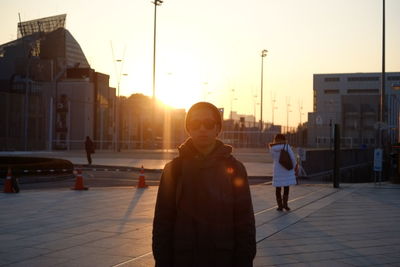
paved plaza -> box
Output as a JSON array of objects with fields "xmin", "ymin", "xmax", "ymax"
[{"xmin": 1, "ymin": 182, "xmax": 400, "ymax": 266}]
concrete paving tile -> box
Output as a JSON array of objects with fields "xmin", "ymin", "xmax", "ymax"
[
  {"xmin": 271, "ymin": 263, "xmax": 310, "ymax": 267},
  {"xmin": 32, "ymin": 236, "xmax": 92, "ymax": 251},
  {"xmin": 6, "ymin": 255, "xmax": 71, "ymax": 267},
  {"xmin": 84, "ymin": 236, "xmax": 133, "ymax": 249},
  {"xmin": 44, "ymin": 245, "xmax": 107, "ymax": 259},
  {"xmin": 257, "ymin": 240, "xmax": 294, "ymax": 248},
  {"xmin": 366, "ymin": 255, "xmax": 400, "ymax": 265},
  {"xmin": 253, "ymin": 255, "xmax": 300, "ymax": 266},
  {"xmin": 299, "ymin": 259, "xmax": 354, "ymax": 267},
  {"xmin": 349, "ymin": 245, "xmax": 396, "ymax": 256},
  {"xmin": 261, "ymin": 236, "xmax": 338, "ymax": 249},
  {"xmin": 100, "ymin": 242, "xmax": 151, "ymax": 258},
  {"xmin": 0, "ymin": 252, "xmax": 14, "ymax": 265},
  {"xmin": 350, "ymin": 239, "xmax": 398, "ymax": 248},
  {"xmin": 338, "ymin": 255, "xmax": 398, "ymax": 266},
  {"xmin": 68, "ymin": 230, "xmax": 117, "ymax": 243},
  {"xmin": 133, "ymin": 237, "xmax": 152, "ymax": 247},
  {"xmin": 10, "ymin": 227, "xmax": 58, "ymax": 236},
  {"xmin": 0, "ymin": 247, "xmax": 53, "ymax": 264},
  {"xmin": 57, "ymin": 253, "xmax": 132, "ymax": 267},
  {"xmin": 364, "ymin": 231, "xmax": 400, "ymax": 240},
  {"xmin": 256, "ymin": 246, "xmax": 303, "ymax": 257},
  {"xmin": 113, "ymin": 254, "xmax": 155, "ymax": 267},
  {"xmin": 122, "ymin": 230, "xmax": 153, "ymax": 240},
  {"xmin": 59, "ymin": 224, "xmax": 104, "ymax": 235},
  {"xmin": 293, "ymin": 243, "xmax": 349, "ymax": 253},
  {"xmin": 15, "ymin": 232, "xmax": 77, "ymax": 245},
  {"xmin": 0, "ymin": 233, "xmax": 25, "ymax": 241},
  {"xmin": 286, "ymin": 251, "xmax": 351, "ymax": 262},
  {"xmin": 98, "ymin": 224, "xmax": 145, "ymax": 234},
  {"xmin": 0, "ymin": 238, "xmax": 47, "ymax": 252},
  {"xmin": 382, "ymin": 252, "xmax": 400, "ymax": 260}
]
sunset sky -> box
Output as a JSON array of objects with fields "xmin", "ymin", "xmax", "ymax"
[{"xmin": 1, "ymin": 0, "xmax": 400, "ymax": 127}]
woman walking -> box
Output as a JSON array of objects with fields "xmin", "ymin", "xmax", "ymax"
[{"xmin": 269, "ymin": 134, "xmax": 297, "ymax": 211}]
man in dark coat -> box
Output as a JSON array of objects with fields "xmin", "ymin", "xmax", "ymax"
[
  {"xmin": 152, "ymin": 102, "xmax": 256, "ymax": 267},
  {"xmin": 84, "ymin": 136, "xmax": 95, "ymax": 165}
]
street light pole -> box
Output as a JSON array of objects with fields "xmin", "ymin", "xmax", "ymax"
[
  {"xmin": 260, "ymin": 49, "xmax": 268, "ymax": 131},
  {"xmin": 271, "ymin": 92, "xmax": 277, "ymax": 125},
  {"xmin": 114, "ymin": 57, "xmax": 127, "ymax": 152},
  {"xmin": 286, "ymin": 99, "xmax": 291, "ymax": 134},
  {"xmin": 253, "ymin": 94, "xmax": 257, "ymax": 127},
  {"xmin": 375, "ymin": 0, "xmax": 386, "ymax": 181},
  {"xmin": 230, "ymin": 89, "xmax": 235, "ymax": 120},
  {"xmin": 152, "ymin": 0, "xmax": 163, "ymax": 145},
  {"xmin": 379, "ymin": 0, "xmax": 386, "ymax": 149}
]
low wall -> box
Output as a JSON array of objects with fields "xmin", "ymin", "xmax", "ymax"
[{"xmin": 301, "ymin": 148, "xmax": 375, "ymax": 183}]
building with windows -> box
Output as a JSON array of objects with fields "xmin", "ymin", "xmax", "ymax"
[
  {"xmin": 0, "ymin": 14, "xmax": 115, "ymax": 150},
  {"xmin": 308, "ymin": 72, "xmax": 400, "ymax": 148}
]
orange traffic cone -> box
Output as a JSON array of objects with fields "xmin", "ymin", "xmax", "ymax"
[
  {"xmin": 72, "ymin": 167, "xmax": 89, "ymax": 190},
  {"xmin": 3, "ymin": 168, "xmax": 14, "ymax": 193},
  {"xmin": 137, "ymin": 165, "xmax": 148, "ymax": 188}
]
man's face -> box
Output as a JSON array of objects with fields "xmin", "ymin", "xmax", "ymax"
[{"xmin": 187, "ymin": 108, "xmax": 219, "ymax": 148}]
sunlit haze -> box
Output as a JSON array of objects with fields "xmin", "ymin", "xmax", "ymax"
[{"xmin": 2, "ymin": 0, "xmax": 400, "ymax": 126}]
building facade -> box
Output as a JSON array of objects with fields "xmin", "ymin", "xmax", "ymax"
[
  {"xmin": 0, "ymin": 14, "xmax": 115, "ymax": 150},
  {"xmin": 308, "ymin": 72, "xmax": 400, "ymax": 148}
]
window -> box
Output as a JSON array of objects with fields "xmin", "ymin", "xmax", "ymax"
[
  {"xmin": 347, "ymin": 76, "xmax": 379, "ymax": 82},
  {"xmin": 324, "ymin": 89, "xmax": 339, "ymax": 94},
  {"xmin": 347, "ymin": 89, "xmax": 379, "ymax": 94},
  {"xmin": 388, "ymin": 76, "xmax": 400, "ymax": 81},
  {"xmin": 324, "ymin": 77, "xmax": 340, "ymax": 82}
]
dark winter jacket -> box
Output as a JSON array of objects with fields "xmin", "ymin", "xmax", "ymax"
[
  {"xmin": 85, "ymin": 138, "xmax": 95, "ymax": 154},
  {"xmin": 152, "ymin": 138, "xmax": 256, "ymax": 267}
]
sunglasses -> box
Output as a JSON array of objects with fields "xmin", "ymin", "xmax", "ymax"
[{"xmin": 188, "ymin": 119, "xmax": 217, "ymax": 130}]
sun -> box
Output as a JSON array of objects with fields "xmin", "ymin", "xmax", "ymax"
[{"xmin": 156, "ymin": 69, "xmax": 204, "ymax": 110}]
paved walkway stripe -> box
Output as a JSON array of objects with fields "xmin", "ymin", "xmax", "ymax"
[{"xmin": 112, "ymin": 252, "xmax": 153, "ymax": 267}]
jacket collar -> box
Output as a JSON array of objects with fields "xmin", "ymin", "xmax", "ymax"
[
  {"xmin": 269, "ymin": 141, "xmax": 286, "ymax": 147},
  {"xmin": 178, "ymin": 138, "xmax": 232, "ymax": 160}
]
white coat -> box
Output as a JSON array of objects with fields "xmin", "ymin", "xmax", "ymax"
[{"xmin": 270, "ymin": 143, "xmax": 297, "ymax": 187}]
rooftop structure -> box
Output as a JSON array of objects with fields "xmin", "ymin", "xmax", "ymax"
[{"xmin": 17, "ymin": 14, "xmax": 66, "ymax": 38}]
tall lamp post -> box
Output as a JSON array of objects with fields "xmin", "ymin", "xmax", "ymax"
[
  {"xmin": 260, "ymin": 49, "xmax": 268, "ymax": 131},
  {"xmin": 271, "ymin": 92, "xmax": 277, "ymax": 126},
  {"xmin": 114, "ymin": 57, "xmax": 127, "ymax": 152},
  {"xmin": 151, "ymin": 0, "xmax": 163, "ymax": 145},
  {"xmin": 286, "ymin": 97, "xmax": 291, "ymax": 134},
  {"xmin": 253, "ymin": 94, "xmax": 257, "ymax": 127},
  {"xmin": 230, "ymin": 89, "xmax": 235, "ymax": 120},
  {"xmin": 374, "ymin": 0, "xmax": 386, "ymax": 182},
  {"xmin": 379, "ymin": 0, "xmax": 386, "ymax": 150}
]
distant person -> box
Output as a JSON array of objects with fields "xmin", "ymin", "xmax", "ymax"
[
  {"xmin": 269, "ymin": 134, "xmax": 297, "ymax": 211},
  {"xmin": 153, "ymin": 102, "xmax": 256, "ymax": 267},
  {"xmin": 84, "ymin": 136, "xmax": 95, "ymax": 165}
]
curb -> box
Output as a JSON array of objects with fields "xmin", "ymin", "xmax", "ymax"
[
  {"xmin": 0, "ymin": 173, "xmax": 74, "ymax": 185},
  {"xmin": 76, "ymin": 164, "xmax": 272, "ymax": 180},
  {"xmin": 76, "ymin": 164, "xmax": 162, "ymax": 173}
]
